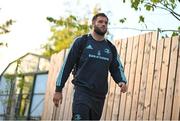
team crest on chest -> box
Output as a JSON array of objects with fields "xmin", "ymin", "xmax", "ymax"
[{"xmin": 104, "ymin": 48, "xmax": 110, "ymax": 54}]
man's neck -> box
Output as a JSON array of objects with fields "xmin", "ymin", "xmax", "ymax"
[{"xmin": 91, "ymin": 31, "xmax": 105, "ymax": 41}]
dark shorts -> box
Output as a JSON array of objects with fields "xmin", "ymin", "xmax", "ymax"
[{"xmin": 72, "ymin": 88, "xmax": 105, "ymax": 120}]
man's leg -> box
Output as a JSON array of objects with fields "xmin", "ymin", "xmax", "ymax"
[
  {"xmin": 72, "ymin": 89, "xmax": 91, "ymax": 120},
  {"xmin": 89, "ymin": 109, "xmax": 102, "ymax": 120},
  {"xmin": 89, "ymin": 97, "xmax": 105, "ymax": 120},
  {"xmin": 72, "ymin": 103, "xmax": 90, "ymax": 120}
]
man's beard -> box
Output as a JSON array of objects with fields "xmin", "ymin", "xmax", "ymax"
[{"xmin": 94, "ymin": 26, "xmax": 107, "ymax": 36}]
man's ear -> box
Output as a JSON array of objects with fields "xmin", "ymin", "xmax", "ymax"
[{"xmin": 92, "ymin": 20, "xmax": 95, "ymax": 26}]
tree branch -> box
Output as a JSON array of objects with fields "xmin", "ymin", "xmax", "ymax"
[
  {"xmin": 159, "ymin": 2, "xmax": 180, "ymax": 17},
  {"xmin": 170, "ymin": 12, "xmax": 180, "ymax": 21},
  {"xmin": 145, "ymin": 2, "xmax": 180, "ymax": 21}
]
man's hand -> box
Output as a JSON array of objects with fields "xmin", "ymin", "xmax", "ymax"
[
  {"xmin": 53, "ymin": 92, "xmax": 63, "ymax": 107},
  {"xmin": 118, "ymin": 82, "xmax": 128, "ymax": 93}
]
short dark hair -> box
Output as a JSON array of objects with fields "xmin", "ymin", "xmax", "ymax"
[{"xmin": 92, "ymin": 13, "xmax": 109, "ymax": 22}]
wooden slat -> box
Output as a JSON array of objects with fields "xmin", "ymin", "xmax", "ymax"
[
  {"xmin": 49, "ymin": 54, "xmax": 58, "ymax": 120},
  {"xmin": 52, "ymin": 53, "xmax": 61, "ymax": 120},
  {"xmin": 130, "ymin": 33, "xmax": 146, "ymax": 120},
  {"xmin": 118, "ymin": 36, "xmax": 133, "ymax": 120},
  {"xmin": 111, "ymin": 40, "xmax": 122, "ymax": 120},
  {"xmin": 42, "ymin": 50, "xmax": 66, "ymax": 120},
  {"xmin": 63, "ymin": 75, "xmax": 74, "ymax": 120},
  {"xmin": 149, "ymin": 38, "xmax": 164, "ymax": 120},
  {"xmin": 54, "ymin": 52, "xmax": 66, "ymax": 120},
  {"xmin": 119, "ymin": 38, "xmax": 127, "ymax": 72},
  {"xmin": 50, "ymin": 53, "xmax": 59, "ymax": 120},
  {"xmin": 53, "ymin": 51, "xmax": 67, "ymax": 120},
  {"xmin": 124, "ymin": 35, "xmax": 139, "ymax": 120},
  {"xmin": 68, "ymin": 84, "xmax": 74, "ymax": 119},
  {"xmin": 42, "ymin": 54, "xmax": 55, "ymax": 120},
  {"xmin": 57, "ymin": 51, "xmax": 71, "ymax": 120},
  {"xmin": 163, "ymin": 36, "xmax": 179, "ymax": 120},
  {"xmin": 171, "ymin": 36, "xmax": 180, "ymax": 120},
  {"xmin": 156, "ymin": 37, "xmax": 171, "ymax": 120},
  {"xmin": 143, "ymin": 32, "xmax": 158, "ymax": 120},
  {"xmin": 136, "ymin": 32, "xmax": 152, "ymax": 120},
  {"xmin": 105, "ymin": 77, "xmax": 116, "ymax": 120},
  {"xmin": 117, "ymin": 38, "xmax": 128, "ymax": 120}
]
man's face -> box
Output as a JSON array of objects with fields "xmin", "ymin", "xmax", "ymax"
[{"xmin": 93, "ymin": 16, "xmax": 108, "ymax": 36}]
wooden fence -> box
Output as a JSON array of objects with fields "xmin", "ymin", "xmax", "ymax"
[{"xmin": 42, "ymin": 32, "xmax": 180, "ymax": 120}]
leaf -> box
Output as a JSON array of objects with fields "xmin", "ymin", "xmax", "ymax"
[
  {"xmin": 178, "ymin": 26, "xmax": 180, "ymax": 31},
  {"xmin": 0, "ymin": 42, "xmax": 8, "ymax": 47},
  {"xmin": 151, "ymin": 0, "xmax": 161, "ymax": 4},
  {"xmin": 69, "ymin": 15, "xmax": 77, "ymax": 21},
  {"xmin": 119, "ymin": 18, "xmax": 127, "ymax": 23},
  {"xmin": 139, "ymin": 15, "xmax": 145, "ymax": 23},
  {"xmin": 46, "ymin": 17, "xmax": 56, "ymax": 23},
  {"xmin": 145, "ymin": 4, "xmax": 153, "ymax": 11},
  {"xmin": 172, "ymin": 32, "xmax": 178, "ymax": 36}
]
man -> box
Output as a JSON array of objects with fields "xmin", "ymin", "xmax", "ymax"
[{"xmin": 53, "ymin": 13, "xmax": 128, "ymax": 120}]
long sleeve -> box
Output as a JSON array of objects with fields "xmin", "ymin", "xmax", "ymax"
[
  {"xmin": 109, "ymin": 46, "xmax": 127, "ymax": 84},
  {"xmin": 55, "ymin": 37, "xmax": 82, "ymax": 92}
]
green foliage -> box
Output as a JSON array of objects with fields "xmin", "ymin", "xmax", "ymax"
[
  {"xmin": 132, "ymin": 0, "xmax": 144, "ymax": 10},
  {"xmin": 42, "ymin": 15, "xmax": 90, "ymax": 57},
  {"xmin": 0, "ymin": 19, "xmax": 15, "ymax": 47},
  {"xmin": 144, "ymin": 4, "xmax": 154, "ymax": 11},
  {"xmin": 3, "ymin": 74, "xmax": 16, "ymax": 81},
  {"xmin": 42, "ymin": 5, "xmax": 102, "ymax": 57},
  {"xmin": 125, "ymin": 0, "xmax": 179, "ymax": 12},
  {"xmin": 127, "ymin": 0, "xmax": 179, "ymax": 20},
  {"xmin": 0, "ymin": 19, "xmax": 14, "ymax": 35},
  {"xmin": 123, "ymin": 0, "xmax": 180, "ymax": 35},
  {"xmin": 0, "ymin": 42, "xmax": 8, "ymax": 47},
  {"xmin": 119, "ymin": 18, "xmax": 127, "ymax": 23},
  {"xmin": 172, "ymin": 26, "xmax": 180, "ymax": 36},
  {"xmin": 139, "ymin": 15, "xmax": 145, "ymax": 23},
  {"xmin": 151, "ymin": 0, "xmax": 161, "ymax": 3}
]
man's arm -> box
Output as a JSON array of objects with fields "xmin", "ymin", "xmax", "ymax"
[
  {"xmin": 109, "ymin": 46, "xmax": 128, "ymax": 93},
  {"xmin": 53, "ymin": 37, "xmax": 82, "ymax": 107},
  {"xmin": 55, "ymin": 37, "xmax": 82, "ymax": 92}
]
